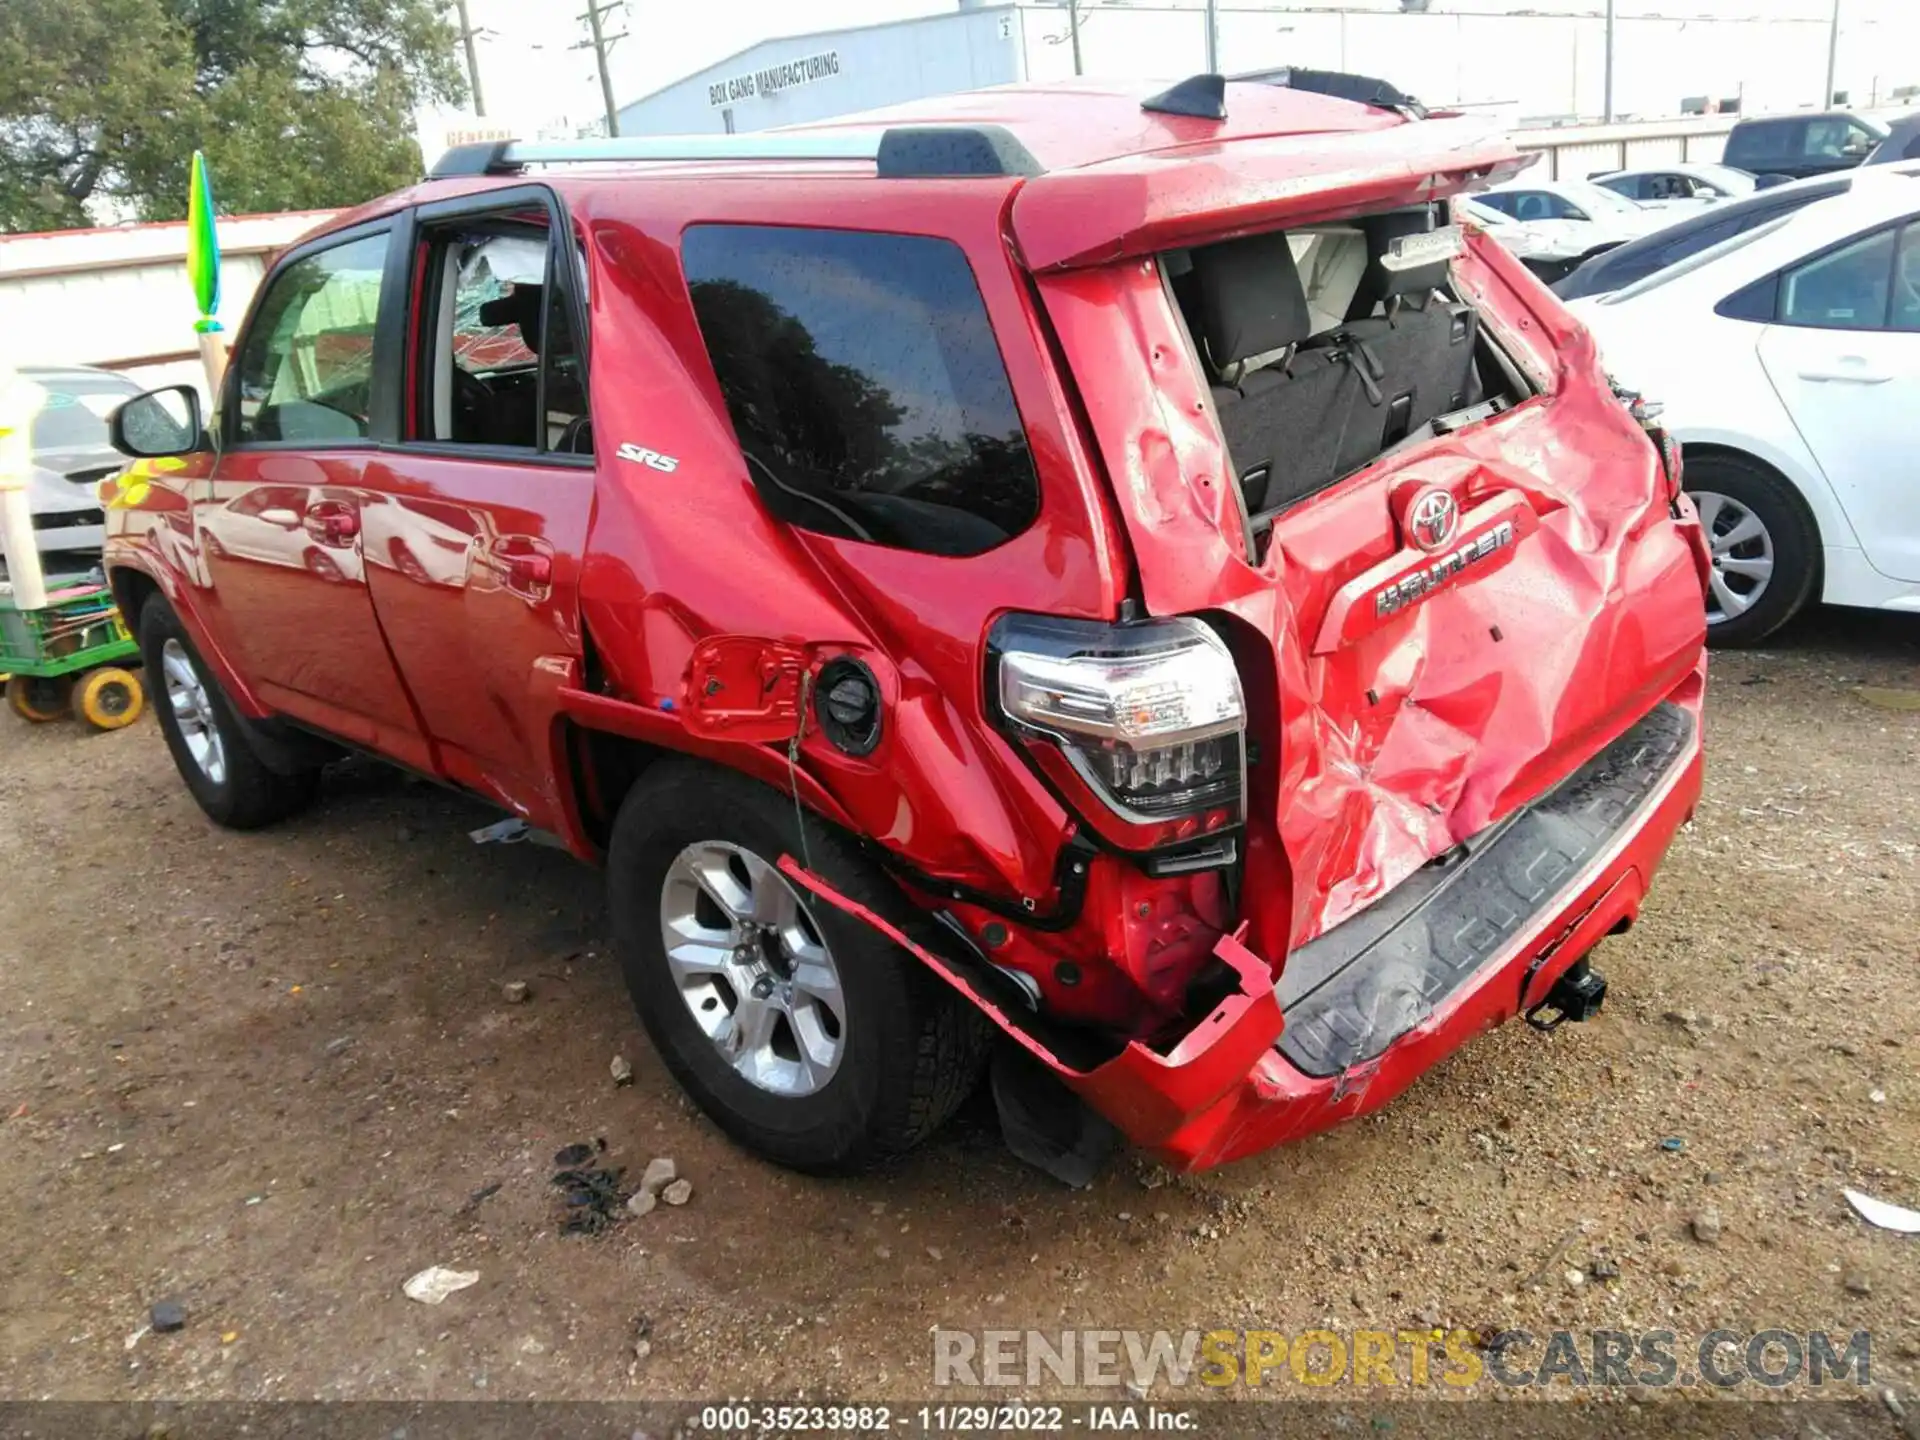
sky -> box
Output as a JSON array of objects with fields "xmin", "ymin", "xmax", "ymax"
[{"xmin": 423, "ymin": 0, "xmax": 1920, "ymax": 148}]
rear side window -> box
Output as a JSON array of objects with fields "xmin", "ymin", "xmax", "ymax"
[
  {"xmin": 682, "ymin": 224, "xmax": 1038, "ymax": 558},
  {"xmin": 1727, "ymin": 121, "xmax": 1793, "ymax": 167}
]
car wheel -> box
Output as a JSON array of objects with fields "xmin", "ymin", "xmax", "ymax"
[
  {"xmin": 138, "ymin": 595, "xmax": 322, "ymax": 828},
  {"xmin": 1685, "ymin": 454, "xmax": 1820, "ymax": 648},
  {"xmin": 607, "ymin": 758, "xmax": 988, "ymax": 1173}
]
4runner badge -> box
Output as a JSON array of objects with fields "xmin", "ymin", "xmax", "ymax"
[
  {"xmin": 617, "ymin": 443, "xmax": 680, "ymax": 473},
  {"xmin": 1310, "ymin": 493, "xmax": 1538, "ymax": 654}
]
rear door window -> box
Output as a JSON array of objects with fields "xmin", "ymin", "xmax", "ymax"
[
  {"xmin": 1779, "ymin": 226, "xmax": 1898, "ymax": 329},
  {"xmin": 411, "ymin": 220, "xmax": 593, "ymax": 456},
  {"xmin": 681, "ymin": 224, "xmax": 1038, "ymax": 558}
]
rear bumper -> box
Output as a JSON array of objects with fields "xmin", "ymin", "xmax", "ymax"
[{"xmin": 1070, "ymin": 666, "xmax": 1705, "ymax": 1171}]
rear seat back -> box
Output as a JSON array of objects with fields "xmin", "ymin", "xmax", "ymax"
[
  {"xmin": 1317, "ymin": 297, "xmax": 1482, "ymax": 478},
  {"xmin": 1184, "ymin": 215, "xmax": 1485, "ymax": 520},
  {"xmin": 1188, "ymin": 233, "xmax": 1352, "ymax": 515},
  {"xmin": 1312, "ymin": 210, "xmax": 1483, "ymax": 481}
]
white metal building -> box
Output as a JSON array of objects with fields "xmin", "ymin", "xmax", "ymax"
[
  {"xmin": 618, "ymin": 6, "xmax": 1026, "ymax": 138},
  {"xmin": 617, "ymin": 1, "xmax": 1920, "ymax": 139},
  {"xmin": 0, "ymin": 211, "xmax": 334, "ymax": 402}
]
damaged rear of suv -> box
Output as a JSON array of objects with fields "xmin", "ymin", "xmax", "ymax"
[{"xmin": 105, "ymin": 72, "xmax": 1709, "ymax": 1180}]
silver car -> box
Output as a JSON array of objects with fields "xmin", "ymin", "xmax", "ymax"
[{"xmin": 1, "ymin": 366, "xmax": 141, "ymax": 583}]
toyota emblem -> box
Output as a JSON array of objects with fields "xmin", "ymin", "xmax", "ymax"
[{"xmin": 1404, "ymin": 487, "xmax": 1460, "ymax": 553}]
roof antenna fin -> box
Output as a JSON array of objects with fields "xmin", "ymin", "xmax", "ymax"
[{"xmin": 1142, "ymin": 74, "xmax": 1227, "ymax": 121}]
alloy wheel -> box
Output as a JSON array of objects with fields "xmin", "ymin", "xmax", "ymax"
[
  {"xmin": 658, "ymin": 840, "xmax": 846, "ymax": 1097},
  {"xmin": 160, "ymin": 639, "xmax": 227, "ymax": 786},
  {"xmin": 1692, "ymin": 488, "xmax": 1775, "ymax": 625}
]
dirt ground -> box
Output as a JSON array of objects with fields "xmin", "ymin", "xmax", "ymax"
[{"xmin": 1, "ymin": 607, "xmax": 1916, "ymax": 1426}]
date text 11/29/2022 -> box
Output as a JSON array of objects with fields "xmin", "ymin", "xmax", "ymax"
[{"xmin": 693, "ymin": 1404, "xmax": 1195, "ymax": 1433}]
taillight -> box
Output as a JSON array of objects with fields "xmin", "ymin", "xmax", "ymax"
[
  {"xmin": 1657, "ymin": 429, "xmax": 1684, "ymax": 501},
  {"xmin": 1617, "ymin": 384, "xmax": 1683, "ymax": 502},
  {"xmin": 990, "ymin": 614, "xmax": 1245, "ymax": 849}
]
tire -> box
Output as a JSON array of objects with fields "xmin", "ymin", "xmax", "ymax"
[
  {"xmin": 607, "ymin": 759, "xmax": 988, "ymax": 1173},
  {"xmin": 1685, "ymin": 453, "xmax": 1820, "ymax": 648},
  {"xmin": 138, "ymin": 594, "xmax": 321, "ymax": 828},
  {"xmin": 72, "ymin": 666, "xmax": 145, "ymax": 731},
  {"xmin": 7, "ymin": 674, "xmax": 71, "ymax": 724}
]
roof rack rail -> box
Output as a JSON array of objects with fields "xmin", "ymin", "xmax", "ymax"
[{"xmin": 427, "ymin": 125, "xmax": 1043, "ymax": 182}]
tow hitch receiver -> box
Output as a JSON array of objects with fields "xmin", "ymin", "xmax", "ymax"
[{"xmin": 1525, "ymin": 958, "xmax": 1609, "ymax": 1032}]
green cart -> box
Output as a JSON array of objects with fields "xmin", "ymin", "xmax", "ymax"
[{"xmin": 0, "ymin": 582, "xmax": 146, "ymax": 730}]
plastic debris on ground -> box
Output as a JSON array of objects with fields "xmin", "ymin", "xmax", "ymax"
[
  {"xmin": 551, "ymin": 1139, "xmax": 628, "ymax": 1235},
  {"xmin": 469, "ymin": 818, "xmax": 532, "ymax": 845},
  {"xmin": 1855, "ymin": 686, "xmax": 1920, "ymax": 713},
  {"xmin": 468, "ymin": 817, "xmax": 569, "ymax": 848},
  {"xmin": 402, "ymin": 1266, "xmax": 480, "ymax": 1305},
  {"xmin": 1843, "ymin": 1188, "xmax": 1920, "ymax": 1234}
]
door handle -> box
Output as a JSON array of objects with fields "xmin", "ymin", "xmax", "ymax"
[
  {"xmin": 303, "ymin": 500, "xmax": 360, "ymax": 544},
  {"xmin": 1797, "ymin": 357, "xmax": 1893, "ymax": 384},
  {"xmin": 489, "ymin": 535, "xmax": 554, "ymax": 593}
]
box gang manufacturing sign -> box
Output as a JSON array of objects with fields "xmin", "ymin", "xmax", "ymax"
[{"xmin": 709, "ymin": 50, "xmax": 842, "ymax": 108}]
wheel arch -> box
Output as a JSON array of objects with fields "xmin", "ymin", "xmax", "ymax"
[{"xmin": 106, "ymin": 557, "xmax": 272, "ymax": 719}]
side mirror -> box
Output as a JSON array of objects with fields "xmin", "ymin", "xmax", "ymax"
[{"xmin": 110, "ymin": 385, "xmax": 207, "ymax": 459}]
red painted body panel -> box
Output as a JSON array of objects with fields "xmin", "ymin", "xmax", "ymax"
[
  {"xmin": 103, "ymin": 80, "xmax": 1710, "ymax": 1171},
  {"xmin": 356, "ymin": 453, "xmax": 595, "ymax": 827}
]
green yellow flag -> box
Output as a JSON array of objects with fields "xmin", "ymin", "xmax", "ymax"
[{"xmin": 187, "ymin": 151, "xmax": 221, "ymax": 334}]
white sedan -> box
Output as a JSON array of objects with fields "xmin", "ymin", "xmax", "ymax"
[
  {"xmin": 1465, "ymin": 178, "xmax": 1675, "ymax": 280},
  {"xmin": 1589, "ymin": 162, "xmax": 1759, "ymax": 213},
  {"xmin": 1569, "ymin": 172, "xmax": 1920, "ymax": 644}
]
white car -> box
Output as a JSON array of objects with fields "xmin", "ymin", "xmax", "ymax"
[
  {"xmin": 1569, "ymin": 173, "xmax": 1920, "ymax": 644},
  {"xmin": 1589, "ymin": 162, "xmax": 1759, "ymax": 213},
  {"xmin": 1465, "ymin": 178, "xmax": 1675, "ymax": 281}
]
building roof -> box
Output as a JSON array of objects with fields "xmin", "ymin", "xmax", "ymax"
[{"xmin": 0, "ymin": 211, "xmax": 337, "ymax": 281}]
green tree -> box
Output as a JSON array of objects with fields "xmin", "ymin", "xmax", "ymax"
[{"xmin": 0, "ymin": 0, "xmax": 464, "ymax": 233}]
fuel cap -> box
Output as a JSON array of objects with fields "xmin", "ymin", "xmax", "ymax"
[{"xmin": 814, "ymin": 657, "xmax": 882, "ymax": 756}]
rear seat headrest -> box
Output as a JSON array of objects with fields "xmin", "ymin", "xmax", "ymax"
[
  {"xmin": 1191, "ymin": 232, "xmax": 1312, "ymax": 373},
  {"xmin": 1347, "ymin": 211, "xmax": 1450, "ymax": 321}
]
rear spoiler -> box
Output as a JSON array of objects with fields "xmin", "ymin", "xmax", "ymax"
[{"xmin": 1233, "ymin": 67, "xmax": 1429, "ymax": 120}]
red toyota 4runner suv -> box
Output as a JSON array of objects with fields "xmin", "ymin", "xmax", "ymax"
[{"xmin": 104, "ymin": 73, "xmax": 1710, "ymax": 1179}]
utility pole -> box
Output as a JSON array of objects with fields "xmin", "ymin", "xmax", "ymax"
[
  {"xmin": 1204, "ymin": 0, "xmax": 1218, "ymax": 73},
  {"xmin": 452, "ymin": 0, "xmax": 486, "ymax": 116},
  {"xmin": 1824, "ymin": 0, "xmax": 1841, "ymax": 106},
  {"xmin": 1068, "ymin": 0, "xmax": 1082, "ymax": 77},
  {"xmin": 1602, "ymin": 0, "xmax": 1616, "ymax": 122},
  {"xmin": 575, "ymin": 0, "xmax": 626, "ymax": 137}
]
